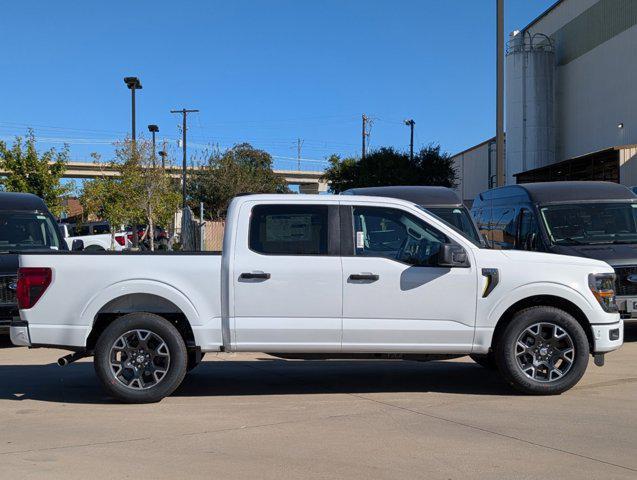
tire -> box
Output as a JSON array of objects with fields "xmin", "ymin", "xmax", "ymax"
[
  {"xmin": 94, "ymin": 312, "xmax": 187, "ymax": 403},
  {"xmin": 187, "ymin": 351, "xmax": 205, "ymax": 372},
  {"xmin": 84, "ymin": 244, "xmax": 106, "ymax": 251},
  {"xmin": 495, "ymin": 306, "xmax": 589, "ymax": 395},
  {"xmin": 470, "ymin": 352, "xmax": 497, "ymax": 370}
]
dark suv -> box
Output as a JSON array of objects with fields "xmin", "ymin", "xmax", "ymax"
[
  {"xmin": 0, "ymin": 193, "xmax": 66, "ymax": 334},
  {"xmin": 342, "ymin": 186, "xmax": 484, "ymax": 246},
  {"xmin": 472, "ymin": 181, "xmax": 637, "ymax": 320}
]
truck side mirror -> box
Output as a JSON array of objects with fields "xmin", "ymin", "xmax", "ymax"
[
  {"xmin": 438, "ymin": 243, "xmax": 470, "ymax": 268},
  {"xmin": 71, "ymin": 239, "xmax": 85, "ymax": 251}
]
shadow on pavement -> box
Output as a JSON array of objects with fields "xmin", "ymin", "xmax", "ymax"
[
  {"xmin": 0, "ymin": 358, "xmax": 512, "ymax": 404},
  {"xmin": 0, "ymin": 323, "xmax": 634, "ymax": 405}
]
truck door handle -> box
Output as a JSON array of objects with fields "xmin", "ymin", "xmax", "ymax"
[
  {"xmin": 349, "ymin": 273, "xmax": 379, "ymax": 281},
  {"xmin": 240, "ymin": 272, "xmax": 271, "ymax": 280}
]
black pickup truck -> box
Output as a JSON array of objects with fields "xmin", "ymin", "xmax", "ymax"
[{"xmin": 0, "ymin": 192, "xmax": 66, "ymax": 334}]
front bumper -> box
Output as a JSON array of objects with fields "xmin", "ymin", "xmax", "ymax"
[
  {"xmin": 591, "ymin": 320, "xmax": 623, "ymax": 353},
  {"xmin": 9, "ymin": 319, "xmax": 31, "ymax": 347}
]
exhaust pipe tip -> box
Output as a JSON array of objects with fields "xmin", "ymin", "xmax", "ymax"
[{"xmin": 57, "ymin": 353, "xmax": 76, "ymax": 367}]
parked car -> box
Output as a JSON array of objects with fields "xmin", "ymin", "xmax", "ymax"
[
  {"xmin": 342, "ymin": 186, "xmax": 484, "ymax": 246},
  {"xmin": 11, "ymin": 194, "xmax": 622, "ymax": 402},
  {"xmin": 59, "ymin": 221, "xmax": 130, "ymax": 251},
  {"xmin": 472, "ymin": 181, "xmax": 637, "ymax": 320},
  {"xmin": 124, "ymin": 225, "xmax": 170, "ymax": 250},
  {"xmin": 0, "ymin": 192, "xmax": 67, "ymax": 334}
]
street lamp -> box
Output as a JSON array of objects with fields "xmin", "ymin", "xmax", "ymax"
[
  {"xmin": 123, "ymin": 77, "xmax": 142, "ymax": 141},
  {"xmin": 148, "ymin": 124, "xmax": 159, "ymax": 164},
  {"xmin": 158, "ymin": 149, "xmax": 168, "ymax": 168}
]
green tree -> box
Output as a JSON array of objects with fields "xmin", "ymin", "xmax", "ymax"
[
  {"xmin": 0, "ymin": 130, "xmax": 72, "ymax": 215},
  {"xmin": 188, "ymin": 143, "xmax": 289, "ymax": 219},
  {"xmin": 323, "ymin": 144, "xmax": 457, "ymax": 193},
  {"xmin": 81, "ymin": 140, "xmax": 181, "ymax": 250}
]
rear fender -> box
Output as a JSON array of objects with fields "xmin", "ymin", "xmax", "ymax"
[{"xmin": 80, "ymin": 279, "xmax": 200, "ymax": 343}]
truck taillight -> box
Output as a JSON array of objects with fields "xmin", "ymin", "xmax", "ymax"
[
  {"xmin": 17, "ymin": 267, "xmax": 52, "ymax": 309},
  {"xmin": 115, "ymin": 235, "xmax": 126, "ymax": 246}
]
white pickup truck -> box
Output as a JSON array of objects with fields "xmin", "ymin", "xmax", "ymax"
[{"xmin": 11, "ymin": 194, "xmax": 624, "ymax": 403}]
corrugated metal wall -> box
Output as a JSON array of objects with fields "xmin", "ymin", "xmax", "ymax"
[{"xmin": 553, "ymin": 0, "xmax": 637, "ymax": 65}]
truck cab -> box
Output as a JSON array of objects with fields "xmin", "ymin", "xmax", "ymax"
[{"xmin": 472, "ymin": 181, "xmax": 637, "ymax": 320}]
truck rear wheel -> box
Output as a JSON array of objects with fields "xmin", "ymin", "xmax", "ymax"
[
  {"xmin": 495, "ymin": 306, "xmax": 589, "ymax": 395},
  {"xmin": 94, "ymin": 312, "xmax": 187, "ymax": 403}
]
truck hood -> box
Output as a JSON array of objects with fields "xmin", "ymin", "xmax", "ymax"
[
  {"xmin": 498, "ymin": 249, "xmax": 610, "ymax": 269},
  {"xmin": 550, "ymin": 244, "xmax": 637, "ymax": 267},
  {"xmin": 0, "ymin": 254, "xmax": 19, "ymax": 276}
]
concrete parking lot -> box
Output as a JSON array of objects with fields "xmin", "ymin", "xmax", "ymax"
[{"xmin": 1, "ymin": 327, "xmax": 636, "ymax": 480}]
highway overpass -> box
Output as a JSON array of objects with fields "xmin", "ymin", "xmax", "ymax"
[{"xmin": 1, "ymin": 161, "xmax": 329, "ymax": 194}]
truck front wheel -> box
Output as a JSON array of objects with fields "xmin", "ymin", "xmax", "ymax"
[
  {"xmin": 495, "ymin": 306, "xmax": 590, "ymax": 395},
  {"xmin": 94, "ymin": 313, "xmax": 187, "ymax": 403}
]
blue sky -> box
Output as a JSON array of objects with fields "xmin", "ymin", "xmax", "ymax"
[{"xmin": 2, "ymin": 0, "xmax": 556, "ymax": 171}]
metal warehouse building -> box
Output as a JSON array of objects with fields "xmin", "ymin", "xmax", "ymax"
[{"xmin": 453, "ymin": 0, "xmax": 637, "ymax": 206}]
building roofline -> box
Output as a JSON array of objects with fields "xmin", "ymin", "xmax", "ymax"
[
  {"xmin": 520, "ymin": 0, "xmax": 565, "ymax": 33},
  {"xmin": 450, "ymin": 136, "xmax": 496, "ymax": 158}
]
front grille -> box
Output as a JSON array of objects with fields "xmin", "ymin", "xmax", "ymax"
[
  {"xmin": 0, "ymin": 275, "xmax": 18, "ymax": 305},
  {"xmin": 614, "ymin": 266, "xmax": 637, "ymax": 296}
]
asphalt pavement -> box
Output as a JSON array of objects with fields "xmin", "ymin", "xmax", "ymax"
[{"xmin": 1, "ymin": 326, "xmax": 636, "ymax": 480}]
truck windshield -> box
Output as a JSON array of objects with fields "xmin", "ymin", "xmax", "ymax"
[
  {"xmin": 0, "ymin": 212, "xmax": 61, "ymax": 252},
  {"xmin": 540, "ymin": 202, "xmax": 637, "ymax": 245},
  {"xmin": 424, "ymin": 206, "xmax": 483, "ymax": 246}
]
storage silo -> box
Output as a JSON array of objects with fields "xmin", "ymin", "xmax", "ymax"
[{"xmin": 506, "ymin": 30, "xmax": 556, "ymax": 185}]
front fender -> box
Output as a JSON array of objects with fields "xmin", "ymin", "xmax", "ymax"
[
  {"xmin": 486, "ymin": 282, "xmax": 596, "ymax": 326},
  {"xmin": 472, "ymin": 282, "xmax": 597, "ymax": 354},
  {"xmin": 80, "ymin": 279, "xmax": 201, "ymax": 343}
]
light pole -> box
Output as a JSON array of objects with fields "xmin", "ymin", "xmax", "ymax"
[
  {"xmin": 404, "ymin": 119, "xmax": 415, "ymax": 161},
  {"xmin": 148, "ymin": 124, "xmax": 159, "ymax": 165},
  {"xmin": 123, "ymin": 77, "xmax": 142, "ymax": 141},
  {"xmin": 158, "ymin": 149, "xmax": 168, "ymax": 168},
  {"xmin": 496, "ymin": 0, "xmax": 505, "ymax": 186}
]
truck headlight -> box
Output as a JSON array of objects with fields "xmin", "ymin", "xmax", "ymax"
[{"xmin": 588, "ymin": 273, "xmax": 618, "ymax": 313}]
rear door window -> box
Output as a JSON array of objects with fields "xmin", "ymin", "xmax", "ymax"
[{"xmin": 249, "ymin": 204, "xmax": 329, "ymax": 255}]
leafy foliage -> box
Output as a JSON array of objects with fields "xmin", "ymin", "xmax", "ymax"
[
  {"xmin": 0, "ymin": 130, "xmax": 72, "ymax": 216},
  {"xmin": 81, "ymin": 140, "xmax": 181, "ymax": 250},
  {"xmin": 188, "ymin": 143, "xmax": 289, "ymax": 219},
  {"xmin": 323, "ymin": 144, "xmax": 457, "ymax": 193}
]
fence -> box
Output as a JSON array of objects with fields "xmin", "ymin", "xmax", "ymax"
[{"xmin": 202, "ymin": 220, "xmax": 225, "ymax": 251}]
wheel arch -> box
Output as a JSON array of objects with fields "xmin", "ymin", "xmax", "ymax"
[
  {"xmin": 489, "ymin": 295, "xmax": 594, "ymax": 353},
  {"xmin": 82, "ymin": 280, "xmax": 200, "ymax": 350}
]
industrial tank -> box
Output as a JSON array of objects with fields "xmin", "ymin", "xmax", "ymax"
[{"xmin": 506, "ymin": 30, "xmax": 556, "ymax": 185}]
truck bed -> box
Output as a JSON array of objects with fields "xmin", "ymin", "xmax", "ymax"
[{"xmin": 19, "ymin": 252, "xmax": 223, "ymax": 351}]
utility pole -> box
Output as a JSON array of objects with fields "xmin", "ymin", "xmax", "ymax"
[
  {"xmin": 296, "ymin": 138, "xmax": 304, "ymax": 170},
  {"xmin": 496, "ymin": 0, "xmax": 505, "ymax": 187},
  {"xmin": 404, "ymin": 119, "xmax": 415, "ymax": 161},
  {"xmin": 362, "ymin": 114, "xmax": 368, "ymax": 160},
  {"xmin": 170, "ymin": 108, "xmax": 199, "ymax": 208}
]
